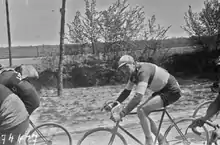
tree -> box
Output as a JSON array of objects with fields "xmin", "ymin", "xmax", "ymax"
[
  {"xmin": 67, "ymin": 0, "xmax": 170, "ymax": 66},
  {"xmin": 5, "ymin": 0, "xmax": 12, "ymax": 67},
  {"xmin": 58, "ymin": 0, "xmax": 67, "ymax": 96},
  {"xmin": 66, "ymin": 11, "xmax": 86, "ymax": 54},
  {"xmin": 182, "ymin": 0, "xmax": 220, "ymax": 50},
  {"xmin": 139, "ymin": 15, "xmax": 171, "ymax": 65},
  {"xmin": 181, "ymin": 0, "xmax": 220, "ymax": 73},
  {"xmin": 98, "ymin": 0, "xmax": 145, "ymax": 59},
  {"xmin": 67, "ymin": 0, "xmax": 101, "ymax": 54}
]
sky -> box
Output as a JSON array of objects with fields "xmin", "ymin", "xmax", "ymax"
[{"xmin": 0, "ymin": 0, "xmax": 205, "ymax": 46}]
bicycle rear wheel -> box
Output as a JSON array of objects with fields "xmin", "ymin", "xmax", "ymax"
[
  {"xmin": 163, "ymin": 118, "xmax": 209, "ymax": 145},
  {"xmin": 25, "ymin": 123, "xmax": 72, "ymax": 145},
  {"xmin": 77, "ymin": 127, "xmax": 127, "ymax": 145}
]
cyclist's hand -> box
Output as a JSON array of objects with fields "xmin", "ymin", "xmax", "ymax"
[
  {"xmin": 102, "ymin": 103, "xmax": 114, "ymax": 112},
  {"xmin": 196, "ymin": 118, "xmax": 205, "ymax": 127},
  {"xmin": 102, "ymin": 101, "xmax": 119, "ymax": 112},
  {"xmin": 111, "ymin": 114, "xmax": 122, "ymax": 122},
  {"xmin": 111, "ymin": 111, "xmax": 123, "ymax": 122},
  {"xmin": 190, "ymin": 117, "xmax": 206, "ymax": 128},
  {"xmin": 111, "ymin": 105, "xmax": 124, "ymax": 122}
]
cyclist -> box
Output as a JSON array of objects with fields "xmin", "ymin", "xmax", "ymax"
[
  {"xmin": 0, "ymin": 83, "xmax": 29, "ymax": 145},
  {"xmin": 104, "ymin": 55, "xmax": 182, "ymax": 145},
  {"xmin": 192, "ymin": 56, "xmax": 220, "ymax": 127},
  {"xmin": 0, "ymin": 64, "xmax": 40, "ymax": 115}
]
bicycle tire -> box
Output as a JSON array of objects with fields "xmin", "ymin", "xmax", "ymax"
[
  {"xmin": 163, "ymin": 118, "xmax": 209, "ymax": 145},
  {"xmin": 192, "ymin": 100, "xmax": 219, "ymax": 121},
  {"xmin": 77, "ymin": 127, "xmax": 128, "ymax": 145},
  {"xmin": 25, "ymin": 123, "xmax": 72, "ymax": 145}
]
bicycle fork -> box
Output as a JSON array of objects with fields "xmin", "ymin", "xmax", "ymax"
[
  {"xmin": 30, "ymin": 121, "xmax": 51, "ymax": 144},
  {"xmin": 108, "ymin": 121, "xmax": 120, "ymax": 145}
]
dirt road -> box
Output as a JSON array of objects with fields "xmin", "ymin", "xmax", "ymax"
[
  {"xmin": 28, "ymin": 79, "xmax": 218, "ymax": 145},
  {"xmin": 70, "ymin": 108, "xmax": 215, "ymax": 145}
]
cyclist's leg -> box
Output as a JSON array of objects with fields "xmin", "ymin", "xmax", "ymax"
[
  {"xmin": 137, "ymin": 95, "xmax": 164, "ymax": 145},
  {"xmin": 16, "ymin": 80, "xmax": 40, "ymax": 115},
  {"xmin": 0, "ymin": 117, "xmax": 29, "ymax": 145},
  {"xmin": 138, "ymin": 92, "xmax": 164, "ymax": 141},
  {"xmin": 153, "ymin": 75, "xmax": 181, "ymax": 144},
  {"xmin": 137, "ymin": 75, "xmax": 181, "ymax": 145}
]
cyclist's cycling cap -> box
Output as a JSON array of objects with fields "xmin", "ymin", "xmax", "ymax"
[{"xmin": 118, "ymin": 55, "xmax": 135, "ymax": 68}]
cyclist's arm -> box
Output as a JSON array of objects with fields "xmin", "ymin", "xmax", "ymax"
[
  {"xmin": 121, "ymin": 73, "xmax": 149, "ymax": 116},
  {"xmin": 9, "ymin": 72, "xmax": 40, "ymax": 115},
  {"xmin": 15, "ymin": 81, "xmax": 40, "ymax": 115},
  {"xmin": 1, "ymin": 71, "xmax": 39, "ymax": 115},
  {"xmin": 202, "ymin": 94, "xmax": 220, "ymax": 121},
  {"xmin": 115, "ymin": 80, "xmax": 134, "ymax": 103}
]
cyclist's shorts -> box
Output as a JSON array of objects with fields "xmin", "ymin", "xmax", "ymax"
[
  {"xmin": 152, "ymin": 75, "xmax": 181, "ymax": 107},
  {"xmin": 0, "ymin": 117, "xmax": 29, "ymax": 145}
]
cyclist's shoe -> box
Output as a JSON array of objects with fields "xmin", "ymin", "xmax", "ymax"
[{"xmin": 189, "ymin": 117, "xmax": 205, "ymax": 128}]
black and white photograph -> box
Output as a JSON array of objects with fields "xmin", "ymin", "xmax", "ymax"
[{"xmin": 0, "ymin": 0, "xmax": 220, "ymax": 145}]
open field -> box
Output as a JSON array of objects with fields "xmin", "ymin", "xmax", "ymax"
[
  {"xmin": 0, "ymin": 45, "xmax": 195, "ymax": 59},
  {"xmin": 0, "ymin": 46, "xmax": 196, "ymax": 67},
  {"xmin": 0, "ymin": 57, "xmax": 41, "ymax": 67},
  {"xmin": 29, "ymin": 77, "xmax": 217, "ymax": 144}
]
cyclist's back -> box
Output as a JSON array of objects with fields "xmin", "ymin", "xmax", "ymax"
[
  {"xmin": 0, "ymin": 69, "xmax": 40, "ymax": 115},
  {"xmin": 130, "ymin": 62, "xmax": 173, "ymax": 91},
  {"xmin": 137, "ymin": 62, "xmax": 170, "ymax": 91},
  {"xmin": 0, "ymin": 83, "xmax": 29, "ymax": 145},
  {"xmin": 128, "ymin": 62, "xmax": 181, "ymax": 107}
]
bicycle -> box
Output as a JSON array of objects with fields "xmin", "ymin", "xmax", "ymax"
[
  {"xmin": 77, "ymin": 100, "xmax": 209, "ymax": 145},
  {"xmin": 191, "ymin": 93, "xmax": 220, "ymax": 145},
  {"xmin": 23, "ymin": 118, "xmax": 72, "ymax": 145},
  {"xmin": 189, "ymin": 120, "xmax": 220, "ymax": 145},
  {"xmin": 0, "ymin": 69, "xmax": 73, "ymax": 145},
  {"xmin": 192, "ymin": 83, "xmax": 220, "ymax": 122}
]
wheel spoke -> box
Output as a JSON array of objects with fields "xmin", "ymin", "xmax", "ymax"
[{"xmin": 26, "ymin": 123, "xmax": 72, "ymax": 145}]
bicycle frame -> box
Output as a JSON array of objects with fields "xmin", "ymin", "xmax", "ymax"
[{"xmin": 110, "ymin": 108, "xmax": 190, "ymax": 145}]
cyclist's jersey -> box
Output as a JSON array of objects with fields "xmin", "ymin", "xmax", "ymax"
[
  {"xmin": 0, "ymin": 84, "xmax": 28, "ymax": 131},
  {"xmin": 0, "ymin": 69, "xmax": 40, "ymax": 115},
  {"xmin": 125, "ymin": 62, "xmax": 170, "ymax": 94}
]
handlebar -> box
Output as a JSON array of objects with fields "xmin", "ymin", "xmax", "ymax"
[
  {"xmin": 101, "ymin": 100, "xmax": 124, "ymax": 123},
  {"xmin": 188, "ymin": 120, "xmax": 219, "ymax": 136},
  {"xmin": 101, "ymin": 100, "xmax": 120, "ymax": 112}
]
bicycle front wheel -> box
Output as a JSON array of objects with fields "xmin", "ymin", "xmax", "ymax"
[
  {"xmin": 77, "ymin": 127, "xmax": 127, "ymax": 145},
  {"xmin": 26, "ymin": 123, "xmax": 72, "ymax": 145},
  {"xmin": 163, "ymin": 118, "xmax": 209, "ymax": 145}
]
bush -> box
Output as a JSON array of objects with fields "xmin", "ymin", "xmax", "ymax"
[
  {"xmin": 37, "ymin": 48, "xmax": 219, "ymax": 89},
  {"xmin": 36, "ymin": 53, "xmax": 129, "ymax": 88},
  {"xmin": 163, "ymin": 49, "xmax": 220, "ymax": 77}
]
